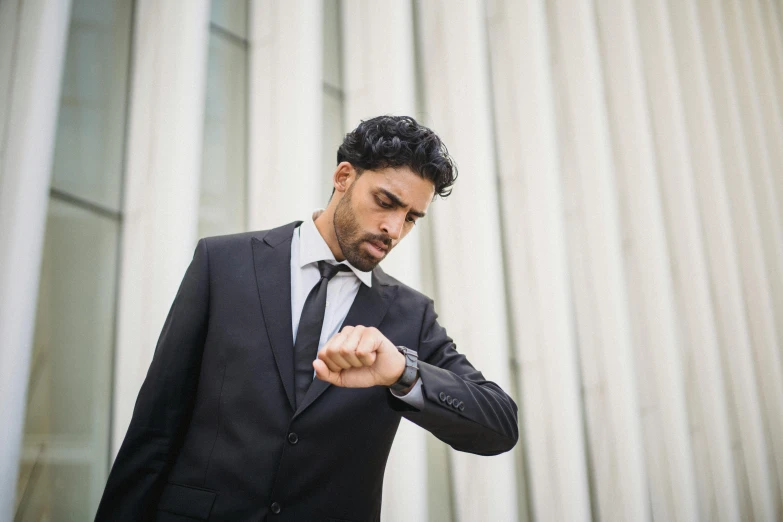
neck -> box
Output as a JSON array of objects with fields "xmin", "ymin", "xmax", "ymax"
[{"xmin": 314, "ymin": 207, "xmax": 345, "ymax": 262}]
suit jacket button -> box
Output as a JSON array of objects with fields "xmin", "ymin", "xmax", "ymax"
[
  {"xmin": 459, "ymin": 403, "xmax": 465, "ymax": 411},
  {"xmin": 439, "ymin": 392, "xmax": 446, "ymax": 402},
  {"xmin": 446, "ymin": 397, "xmax": 453, "ymax": 405},
  {"xmin": 288, "ymin": 432, "xmax": 299, "ymax": 445},
  {"xmin": 270, "ymin": 502, "xmax": 281, "ymax": 514}
]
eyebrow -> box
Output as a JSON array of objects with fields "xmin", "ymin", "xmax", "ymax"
[{"xmin": 378, "ymin": 188, "xmax": 426, "ymax": 218}]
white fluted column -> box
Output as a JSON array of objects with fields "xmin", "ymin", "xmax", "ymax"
[
  {"xmin": 635, "ymin": 0, "xmax": 740, "ymax": 520},
  {"xmin": 759, "ymin": 0, "xmax": 783, "ymax": 121},
  {"xmin": 415, "ymin": 1, "xmax": 519, "ymax": 521},
  {"xmin": 546, "ymin": 0, "xmax": 650, "ymax": 519},
  {"xmin": 341, "ymin": 0, "xmax": 420, "ymax": 291},
  {"xmin": 701, "ymin": 0, "xmax": 783, "ymax": 514},
  {"xmin": 594, "ymin": 1, "xmax": 701, "ymax": 521},
  {"xmin": 340, "ymin": 2, "xmax": 428, "ymax": 521},
  {"xmin": 111, "ymin": 0, "xmax": 210, "ymax": 456},
  {"xmin": 742, "ymin": 0, "xmax": 783, "ymax": 341},
  {"xmin": 485, "ymin": 1, "xmax": 590, "ymax": 520},
  {"xmin": 717, "ymin": 1, "xmax": 783, "ymax": 511},
  {"xmin": 666, "ymin": 0, "xmax": 775, "ymax": 519},
  {"xmin": 0, "ymin": 0, "xmax": 72, "ymax": 519},
  {"xmin": 248, "ymin": 0, "xmax": 324, "ymax": 230}
]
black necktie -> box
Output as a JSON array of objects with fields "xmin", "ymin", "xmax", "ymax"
[{"xmin": 294, "ymin": 261, "xmax": 352, "ymax": 407}]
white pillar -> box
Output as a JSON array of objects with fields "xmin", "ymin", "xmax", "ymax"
[
  {"xmin": 0, "ymin": 0, "xmax": 72, "ymax": 519},
  {"xmin": 742, "ymin": 0, "xmax": 783, "ymax": 340},
  {"xmin": 666, "ymin": 0, "xmax": 775, "ymax": 518},
  {"xmin": 248, "ymin": 0, "xmax": 324, "ymax": 230},
  {"xmin": 340, "ymin": 2, "xmax": 428, "ymax": 521},
  {"xmin": 341, "ymin": 0, "xmax": 420, "ymax": 290},
  {"xmin": 719, "ymin": 0, "xmax": 783, "ymax": 510},
  {"xmin": 415, "ymin": 2, "xmax": 519, "ymax": 520},
  {"xmin": 759, "ymin": 0, "xmax": 783, "ymax": 120},
  {"xmin": 111, "ymin": 0, "xmax": 210, "ymax": 456},
  {"xmin": 635, "ymin": 0, "xmax": 740, "ymax": 519},
  {"xmin": 546, "ymin": 0, "xmax": 651, "ymax": 519},
  {"xmin": 485, "ymin": 1, "xmax": 590, "ymax": 520},
  {"xmin": 593, "ymin": 1, "xmax": 701, "ymax": 521}
]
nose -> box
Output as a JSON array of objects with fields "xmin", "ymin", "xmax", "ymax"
[{"xmin": 381, "ymin": 212, "xmax": 406, "ymax": 241}]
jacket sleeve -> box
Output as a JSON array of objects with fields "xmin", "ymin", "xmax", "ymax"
[
  {"xmin": 388, "ymin": 299, "xmax": 519, "ymax": 456},
  {"xmin": 95, "ymin": 239, "xmax": 211, "ymax": 521}
]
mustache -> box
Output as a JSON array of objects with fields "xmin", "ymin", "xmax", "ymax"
[{"xmin": 362, "ymin": 234, "xmax": 392, "ymax": 248}]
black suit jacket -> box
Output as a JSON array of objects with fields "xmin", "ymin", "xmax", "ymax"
[{"xmin": 95, "ymin": 222, "xmax": 518, "ymax": 522}]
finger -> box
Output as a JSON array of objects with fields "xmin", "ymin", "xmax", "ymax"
[
  {"xmin": 338, "ymin": 326, "xmax": 365, "ymax": 368},
  {"xmin": 319, "ymin": 330, "xmax": 352, "ymax": 370},
  {"xmin": 356, "ymin": 349, "xmax": 377, "ymax": 367},
  {"xmin": 318, "ymin": 349, "xmax": 345, "ymax": 372},
  {"xmin": 355, "ymin": 331, "xmax": 379, "ymax": 366},
  {"xmin": 321, "ymin": 327, "xmax": 349, "ymax": 353},
  {"xmin": 340, "ymin": 325, "xmax": 355, "ymax": 335},
  {"xmin": 317, "ymin": 343, "xmax": 345, "ymax": 372},
  {"xmin": 323, "ymin": 347, "xmax": 353, "ymax": 370},
  {"xmin": 313, "ymin": 358, "xmax": 341, "ymax": 385}
]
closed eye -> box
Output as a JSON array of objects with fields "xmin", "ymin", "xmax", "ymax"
[{"xmin": 376, "ymin": 197, "xmax": 393, "ymax": 209}]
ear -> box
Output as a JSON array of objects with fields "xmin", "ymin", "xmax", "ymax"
[{"xmin": 333, "ymin": 162, "xmax": 356, "ymax": 194}]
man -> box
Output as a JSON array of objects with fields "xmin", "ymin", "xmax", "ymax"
[{"xmin": 96, "ymin": 116, "xmax": 518, "ymax": 521}]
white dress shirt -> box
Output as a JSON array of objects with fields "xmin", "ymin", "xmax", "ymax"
[{"xmin": 290, "ymin": 216, "xmax": 423, "ymax": 407}]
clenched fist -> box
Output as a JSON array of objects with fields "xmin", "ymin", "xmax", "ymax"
[{"xmin": 313, "ymin": 325, "xmax": 407, "ymax": 389}]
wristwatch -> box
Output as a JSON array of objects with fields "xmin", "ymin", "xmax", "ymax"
[{"xmin": 390, "ymin": 346, "xmax": 419, "ymax": 394}]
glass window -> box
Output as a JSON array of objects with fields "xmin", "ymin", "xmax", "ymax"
[
  {"xmin": 322, "ymin": 0, "xmax": 343, "ymax": 91},
  {"xmin": 15, "ymin": 0, "xmax": 132, "ymax": 519},
  {"xmin": 321, "ymin": 0, "xmax": 345, "ymax": 201},
  {"xmin": 199, "ymin": 1, "xmax": 250, "ymax": 238},
  {"xmin": 50, "ymin": 0, "xmax": 133, "ymax": 213},
  {"xmin": 16, "ymin": 202, "xmax": 121, "ymax": 521},
  {"xmin": 210, "ymin": 0, "xmax": 248, "ymax": 39},
  {"xmin": 322, "ymin": 92, "xmax": 344, "ymax": 192}
]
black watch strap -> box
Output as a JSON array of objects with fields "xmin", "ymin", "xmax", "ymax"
[{"xmin": 390, "ymin": 346, "xmax": 419, "ymax": 394}]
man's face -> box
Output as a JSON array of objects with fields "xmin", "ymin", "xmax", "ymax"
[{"xmin": 333, "ymin": 167, "xmax": 435, "ymax": 271}]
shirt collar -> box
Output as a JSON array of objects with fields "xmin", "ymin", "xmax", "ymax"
[{"xmin": 298, "ymin": 216, "xmax": 373, "ymax": 288}]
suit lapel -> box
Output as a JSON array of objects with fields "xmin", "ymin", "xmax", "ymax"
[
  {"xmin": 251, "ymin": 222, "xmax": 301, "ymax": 411},
  {"xmin": 294, "ymin": 272, "xmax": 398, "ymax": 418}
]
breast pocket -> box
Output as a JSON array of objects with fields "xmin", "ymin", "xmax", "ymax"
[{"xmin": 156, "ymin": 482, "xmax": 217, "ymax": 520}]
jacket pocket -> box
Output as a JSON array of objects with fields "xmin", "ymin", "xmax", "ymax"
[{"xmin": 157, "ymin": 482, "xmax": 217, "ymax": 520}]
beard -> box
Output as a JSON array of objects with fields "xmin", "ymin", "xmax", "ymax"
[{"xmin": 333, "ymin": 184, "xmax": 392, "ymax": 272}]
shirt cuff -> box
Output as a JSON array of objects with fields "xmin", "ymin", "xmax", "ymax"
[{"xmin": 390, "ymin": 378, "xmax": 424, "ymax": 410}]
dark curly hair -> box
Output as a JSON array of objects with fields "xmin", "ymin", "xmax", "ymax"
[{"xmin": 336, "ymin": 115, "xmax": 458, "ymax": 198}]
